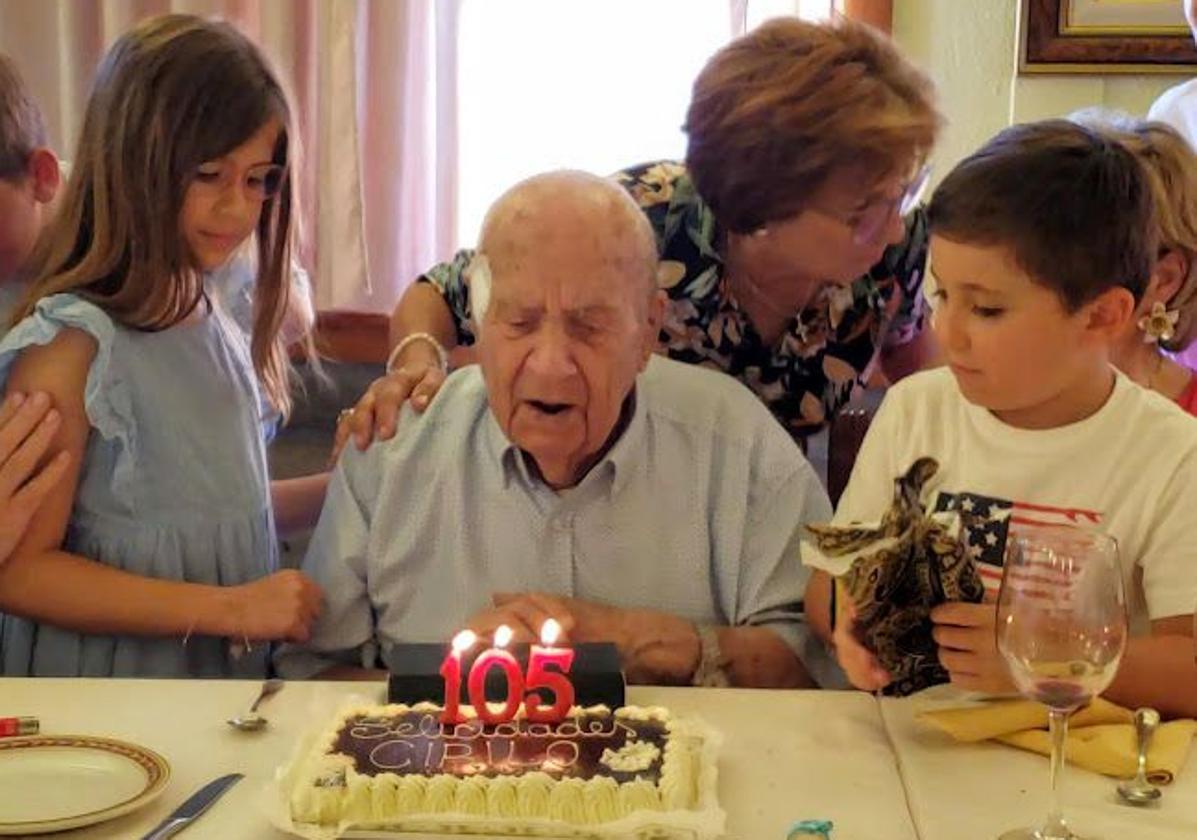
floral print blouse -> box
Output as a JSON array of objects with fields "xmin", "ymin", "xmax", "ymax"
[{"xmin": 420, "ymin": 161, "xmax": 930, "ymax": 439}]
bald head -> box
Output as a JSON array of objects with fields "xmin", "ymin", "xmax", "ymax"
[
  {"xmin": 470, "ymin": 169, "xmax": 666, "ymax": 490},
  {"xmin": 469, "ymin": 170, "xmax": 658, "ymax": 323}
]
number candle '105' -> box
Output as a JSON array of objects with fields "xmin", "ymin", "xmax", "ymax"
[{"xmin": 439, "ymin": 619, "xmax": 576, "ymax": 725}]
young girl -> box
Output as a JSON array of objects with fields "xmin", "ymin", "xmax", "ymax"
[
  {"xmin": 1103, "ymin": 120, "xmax": 1197, "ymax": 414},
  {"xmin": 0, "ymin": 14, "xmax": 322, "ymax": 677}
]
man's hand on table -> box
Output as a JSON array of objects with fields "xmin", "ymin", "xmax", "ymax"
[
  {"xmin": 466, "ymin": 592, "xmax": 580, "ymax": 643},
  {"xmin": 468, "ymin": 592, "xmax": 701, "ymax": 685}
]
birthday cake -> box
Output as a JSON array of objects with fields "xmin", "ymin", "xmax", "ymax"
[{"xmin": 280, "ymin": 701, "xmax": 722, "ymax": 838}]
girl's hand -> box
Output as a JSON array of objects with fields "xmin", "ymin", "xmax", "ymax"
[
  {"xmin": 330, "ymin": 362, "xmax": 447, "ymax": 464},
  {"xmin": 0, "ymin": 392, "xmax": 70, "ymax": 565},
  {"xmin": 231, "ymin": 570, "xmax": 324, "ymax": 643},
  {"xmin": 833, "ymin": 599, "xmax": 892, "ymax": 692}
]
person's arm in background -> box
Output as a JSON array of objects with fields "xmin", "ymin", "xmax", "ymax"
[
  {"xmin": 270, "ymin": 473, "xmax": 331, "ymax": 536},
  {"xmin": 334, "ymin": 252, "xmax": 477, "ymax": 456},
  {"xmin": 274, "ymin": 444, "xmax": 381, "ymax": 681},
  {"xmin": 387, "ymin": 282, "xmax": 459, "ymax": 361}
]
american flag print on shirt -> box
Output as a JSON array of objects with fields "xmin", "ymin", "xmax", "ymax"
[{"xmin": 932, "ymin": 491, "xmax": 1103, "ymax": 593}]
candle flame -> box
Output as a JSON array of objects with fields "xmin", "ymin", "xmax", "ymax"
[
  {"xmin": 451, "ymin": 629, "xmax": 478, "ymax": 654},
  {"xmin": 540, "ymin": 618, "xmax": 562, "ymax": 646},
  {"xmin": 494, "ymin": 625, "xmax": 514, "ymax": 648}
]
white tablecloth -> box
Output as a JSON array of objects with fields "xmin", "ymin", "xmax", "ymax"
[
  {"xmin": 881, "ymin": 686, "xmax": 1197, "ymax": 840},
  {"xmin": 2, "ymin": 679, "xmax": 1193, "ymax": 839},
  {"xmin": 0, "ymin": 680, "xmax": 917, "ymax": 840}
]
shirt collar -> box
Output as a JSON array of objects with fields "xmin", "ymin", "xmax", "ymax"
[
  {"xmin": 482, "ymin": 409, "xmax": 526, "ymax": 490},
  {"xmin": 601, "ymin": 383, "xmax": 647, "ymax": 498},
  {"xmin": 481, "ymin": 379, "xmax": 649, "ymax": 497}
]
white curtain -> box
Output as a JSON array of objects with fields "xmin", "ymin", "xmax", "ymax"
[
  {"xmin": 0, "ymin": 0, "xmax": 461, "ymax": 313},
  {"xmin": 0, "ymin": 0, "xmax": 835, "ymax": 312}
]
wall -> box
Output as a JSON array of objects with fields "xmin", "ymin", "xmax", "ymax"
[{"xmin": 893, "ymin": 0, "xmax": 1187, "ymax": 182}]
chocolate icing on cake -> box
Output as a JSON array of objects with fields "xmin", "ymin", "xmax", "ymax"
[{"xmin": 330, "ymin": 710, "xmax": 668, "ymax": 782}]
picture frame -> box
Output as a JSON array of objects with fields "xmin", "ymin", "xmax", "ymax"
[{"xmin": 1020, "ymin": 0, "xmax": 1197, "ymax": 74}]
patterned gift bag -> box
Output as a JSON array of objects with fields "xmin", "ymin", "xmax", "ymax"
[{"xmin": 807, "ymin": 458, "xmax": 985, "ymax": 697}]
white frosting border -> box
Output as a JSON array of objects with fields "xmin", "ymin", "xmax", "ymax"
[{"xmin": 262, "ymin": 699, "xmax": 725, "ymax": 839}]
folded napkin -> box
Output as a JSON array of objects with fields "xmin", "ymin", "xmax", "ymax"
[{"xmin": 920, "ymin": 699, "xmax": 1197, "ymax": 784}]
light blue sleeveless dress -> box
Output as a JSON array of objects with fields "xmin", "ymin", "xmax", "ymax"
[{"xmin": 0, "ymin": 291, "xmax": 278, "ymax": 677}]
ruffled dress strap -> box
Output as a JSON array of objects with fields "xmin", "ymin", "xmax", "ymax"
[{"xmin": 0, "ymin": 294, "xmax": 138, "ymax": 497}]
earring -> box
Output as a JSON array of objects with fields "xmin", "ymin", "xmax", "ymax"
[{"xmin": 1138, "ymin": 301, "xmax": 1180, "ymax": 344}]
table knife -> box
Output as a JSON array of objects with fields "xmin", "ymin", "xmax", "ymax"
[{"xmin": 140, "ymin": 772, "xmax": 243, "ymax": 840}]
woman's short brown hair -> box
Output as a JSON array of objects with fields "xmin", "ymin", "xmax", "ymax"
[{"xmin": 684, "ymin": 17, "xmax": 941, "ymax": 234}]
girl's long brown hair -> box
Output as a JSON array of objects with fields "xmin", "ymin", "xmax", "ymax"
[{"xmin": 15, "ymin": 13, "xmax": 298, "ymax": 415}]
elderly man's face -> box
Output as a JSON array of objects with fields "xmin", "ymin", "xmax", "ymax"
[{"xmin": 477, "ymin": 223, "xmax": 661, "ymax": 488}]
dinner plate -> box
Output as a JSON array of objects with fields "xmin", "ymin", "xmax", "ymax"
[{"xmin": 0, "ymin": 734, "xmax": 170, "ymax": 835}]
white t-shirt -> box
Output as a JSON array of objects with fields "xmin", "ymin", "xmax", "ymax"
[
  {"xmin": 809, "ymin": 367, "xmax": 1197, "ymax": 634},
  {"xmin": 1148, "ymin": 79, "xmax": 1197, "ymax": 152}
]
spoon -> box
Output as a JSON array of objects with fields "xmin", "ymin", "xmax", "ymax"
[
  {"xmin": 227, "ymin": 678, "xmax": 284, "ymax": 732},
  {"xmin": 1117, "ymin": 707, "xmax": 1162, "ymax": 806}
]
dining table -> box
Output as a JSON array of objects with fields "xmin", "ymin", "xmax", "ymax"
[{"xmin": 0, "ymin": 678, "xmax": 1193, "ymax": 839}]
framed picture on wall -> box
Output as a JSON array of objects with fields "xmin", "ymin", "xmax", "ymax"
[{"xmin": 1020, "ymin": 0, "xmax": 1197, "ymax": 74}]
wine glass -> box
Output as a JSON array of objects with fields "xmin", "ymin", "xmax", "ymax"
[{"xmin": 995, "ymin": 525, "xmax": 1128, "ymax": 840}]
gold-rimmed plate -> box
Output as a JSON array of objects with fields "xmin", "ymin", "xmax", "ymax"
[{"xmin": 0, "ymin": 734, "xmax": 170, "ymax": 835}]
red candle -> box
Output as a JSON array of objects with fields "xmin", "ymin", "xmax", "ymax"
[
  {"xmin": 467, "ymin": 625, "xmax": 525, "ymax": 725},
  {"xmin": 524, "ymin": 618, "xmax": 576, "ymax": 723},
  {"xmin": 440, "ymin": 629, "xmax": 477, "ymax": 724}
]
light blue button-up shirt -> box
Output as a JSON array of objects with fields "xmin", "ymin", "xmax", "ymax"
[{"xmin": 275, "ymin": 356, "xmax": 832, "ymax": 680}]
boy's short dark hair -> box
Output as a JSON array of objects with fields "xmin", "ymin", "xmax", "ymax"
[
  {"xmin": 927, "ymin": 119, "xmax": 1156, "ymax": 311},
  {"xmin": 0, "ymin": 53, "xmax": 47, "ymax": 181}
]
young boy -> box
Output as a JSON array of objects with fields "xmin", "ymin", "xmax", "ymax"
[
  {"xmin": 0, "ymin": 53, "xmax": 61, "ymax": 322},
  {"xmin": 805, "ymin": 120, "xmax": 1197, "ymax": 717}
]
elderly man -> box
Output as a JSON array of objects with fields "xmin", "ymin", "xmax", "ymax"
[{"xmin": 276, "ymin": 171, "xmax": 832, "ymax": 688}]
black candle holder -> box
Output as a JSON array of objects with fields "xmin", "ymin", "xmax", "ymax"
[{"xmin": 383, "ymin": 642, "xmax": 626, "ymax": 709}]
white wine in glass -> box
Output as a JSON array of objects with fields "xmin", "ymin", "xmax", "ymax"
[{"xmin": 996, "ymin": 525, "xmax": 1127, "ymax": 840}]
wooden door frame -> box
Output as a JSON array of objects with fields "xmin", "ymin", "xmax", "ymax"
[{"xmin": 837, "ymin": 0, "xmax": 893, "ymax": 34}]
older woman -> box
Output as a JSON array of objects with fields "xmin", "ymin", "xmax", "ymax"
[
  {"xmin": 342, "ymin": 17, "xmax": 942, "ymax": 448},
  {"xmin": 1100, "ymin": 120, "xmax": 1197, "ymax": 413}
]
